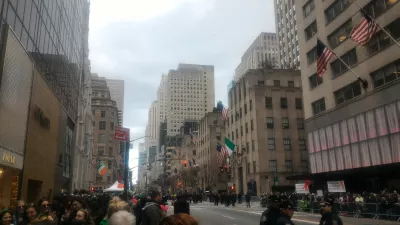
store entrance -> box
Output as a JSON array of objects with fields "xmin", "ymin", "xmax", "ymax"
[
  {"xmin": 27, "ymin": 179, "xmax": 42, "ymax": 203},
  {"xmin": 0, "ymin": 166, "xmax": 20, "ymax": 208}
]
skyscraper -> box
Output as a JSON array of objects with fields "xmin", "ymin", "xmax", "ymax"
[
  {"xmin": 106, "ymin": 79, "xmax": 125, "ymax": 125},
  {"xmin": 234, "ymin": 32, "xmax": 278, "ymax": 81},
  {"xmin": 166, "ymin": 63, "xmax": 215, "ymax": 135},
  {"xmin": 274, "ymin": 0, "xmax": 300, "ymax": 69}
]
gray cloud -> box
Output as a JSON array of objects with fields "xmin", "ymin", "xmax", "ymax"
[{"xmin": 89, "ymin": 0, "xmax": 275, "ymax": 140}]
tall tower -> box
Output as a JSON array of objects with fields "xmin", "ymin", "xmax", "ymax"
[
  {"xmin": 274, "ymin": 0, "xmax": 300, "ymax": 69},
  {"xmin": 106, "ymin": 79, "xmax": 125, "ymax": 125}
]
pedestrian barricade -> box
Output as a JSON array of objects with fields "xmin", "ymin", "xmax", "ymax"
[{"xmin": 295, "ymin": 201, "xmax": 400, "ymax": 222}]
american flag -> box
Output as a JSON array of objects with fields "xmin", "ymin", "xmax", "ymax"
[
  {"xmin": 216, "ymin": 143, "xmax": 228, "ymax": 166},
  {"xmin": 221, "ymin": 107, "xmax": 229, "ymax": 121},
  {"xmin": 350, "ymin": 13, "xmax": 379, "ymax": 46},
  {"xmin": 91, "ymin": 157, "xmax": 100, "ymax": 168},
  {"xmin": 317, "ymin": 39, "xmax": 334, "ymax": 77}
]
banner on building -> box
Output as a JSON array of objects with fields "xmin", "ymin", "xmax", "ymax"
[
  {"xmin": 114, "ymin": 126, "xmax": 130, "ymax": 141},
  {"xmin": 327, "ymin": 180, "xmax": 346, "ymax": 193},
  {"xmin": 295, "ymin": 183, "xmax": 310, "ymax": 194}
]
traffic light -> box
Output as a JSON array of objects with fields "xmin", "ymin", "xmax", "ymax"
[
  {"xmin": 184, "ymin": 160, "xmax": 187, "ymax": 167},
  {"xmin": 90, "ymin": 187, "xmax": 94, "ymax": 192}
]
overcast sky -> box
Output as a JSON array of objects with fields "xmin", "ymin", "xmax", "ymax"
[{"xmin": 89, "ymin": 0, "xmax": 276, "ymax": 181}]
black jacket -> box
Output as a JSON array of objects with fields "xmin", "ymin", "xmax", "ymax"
[
  {"xmin": 260, "ymin": 206, "xmax": 281, "ymax": 225},
  {"xmin": 319, "ymin": 212, "xmax": 343, "ymax": 225},
  {"xmin": 277, "ymin": 214, "xmax": 295, "ymax": 225}
]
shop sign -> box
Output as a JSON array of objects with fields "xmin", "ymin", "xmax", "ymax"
[
  {"xmin": 114, "ymin": 126, "xmax": 130, "ymax": 141},
  {"xmin": 34, "ymin": 106, "xmax": 50, "ymax": 129},
  {"xmin": 327, "ymin": 180, "xmax": 346, "ymax": 193},
  {"xmin": 0, "ymin": 147, "xmax": 23, "ymax": 170}
]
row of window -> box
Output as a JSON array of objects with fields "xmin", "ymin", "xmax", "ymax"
[
  {"xmin": 265, "ymin": 97, "xmax": 303, "ymax": 109},
  {"xmin": 95, "ymin": 121, "xmax": 115, "ymax": 131},
  {"xmin": 267, "ymin": 138, "xmax": 307, "ymax": 151},
  {"xmin": 266, "ymin": 117, "xmax": 305, "ymax": 129},
  {"xmin": 312, "ymin": 58, "xmax": 400, "ymax": 115}
]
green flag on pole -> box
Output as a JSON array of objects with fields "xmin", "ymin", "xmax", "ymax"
[{"xmin": 224, "ymin": 137, "xmax": 236, "ymax": 156}]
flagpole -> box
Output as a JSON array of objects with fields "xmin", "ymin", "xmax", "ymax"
[{"xmin": 352, "ymin": 0, "xmax": 400, "ymax": 48}]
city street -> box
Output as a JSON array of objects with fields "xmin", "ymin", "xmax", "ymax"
[{"xmin": 167, "ymin": 202, "xmax": 400, "ymax": 225}]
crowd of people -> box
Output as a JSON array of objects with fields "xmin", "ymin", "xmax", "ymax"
[{"xmin": 0, "ymin": 190, "xmax": 197, "ymax": 225}]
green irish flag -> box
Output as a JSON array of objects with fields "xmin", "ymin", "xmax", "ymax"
[{"xmin": 224, "ymin": 137, "xmax": 236, "ymax": 156}]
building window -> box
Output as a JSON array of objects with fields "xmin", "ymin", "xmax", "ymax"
[
  {"xmin": 285, "ymin": 160, "xmax": 293, "ymax": 172},
  {"xmin": 283, "ymin": 138, "xmax": 291, "ymax": 150},
  {"xmin": 282, "ymin": 117, "xmax": 289, "ymax": 129},
  {"xmin": 269, "ymin": 160, "xmax": 277, "ymax": 172},
  {"xmin": 325, "ymin": 0, "xmax": 351, "ymax": 24},
  {"xmin": 364, "ymin": 0, "xmax": 399, "ymax": 19},
  {"xmin": 110, "ymin": 122, "xmax": 114, "ymax": 130},
  {"xmin": 300, "ymin": 160, "xmax": 309, "ymax": 172},
  {"xmin": 309, "ymin": 74, "xmax": 323, "ymax": 89},
  {"xmin": 63, "ymin": 126, "xmax": 73, "ymax": 178},
  {"xmin": 246, "ymin": 142, "xmax": 250, "ymax": 152},
  {"xmin": 92, "ymin": 110, "xmax": 95, "ymax": 115},
  {"xmin": 99, "ymin": 121, "xmax": 106, "ymax": 130},
  {"xmin": 307, "ymin": 47, "xmax": 317, "ymax": 65},
  {"xmin": 250, "ymin": 100, "xmax": 253, "ymax": 111},
  {"xmin": 295, "ymin": 98, "xmax": 303, "ymax": 109},
  {"xmin": 108, "ymin": 160, "xmax": 112, "ymax": 168},
  {"xmin": 328, "ymin": 20, "xmax": 352, "ymax": 49},
  {"xmin": 371, "ymin": 59, "xmax": 400, "ymax": 88},
  {"xmin": 280, "ymin": 98, "xmax": 288, "ymax": 109},
  {"xmin": 299, "ymin": 138, "xmax": 306, "ymax": 151},
  {"xmin": 251, "ymin": 119, "xmax": 254, "ymax": 131},
  {"xmin": 305, "ymin": 20, "xmax": 318, "ymax": 40},
  {"xmin": 98, "ymin": 147, "xmax": 105, "ymax": 155},
  {"xmin": 334, "ymin": 81, "xmax": 362, "ymax": 105},
  {"xmin": 244, "ymin": 103, "xmax": 247, "ymax": 115},
  {"xmin": 231, "ymin": 132, "xmax": 234, "ymax": 141},
  {"xmin": 303, "ymin": 0, "xmax": 315, "ymax": 18},
  {"xmin": 265, "ymin": 97, "xmax": 273, "ymax": 108},
  {"xmin": 99, "ymin": 134, "xmax": 105, "ymax": 143},
  {"xmin": 109, "ymin": 147, "xmax": 113, "ymax": 155},
  {"xmin": 274, "ymin": 80, "xmax": 280, "ymax": 86},
  {"xmin": 240, "ymin": 126, "xmax": 243, "ymax": 136},
  {"xmin": 236, "ymin": 129, "xmax": 238, "ymax": 139},
  {"xmin": 193, "ymin": 150, "xmax": 196, "ymax": 156},
  {"xmin": 331, "ymin": 48, "xmax": 357, "ymax": 77},
  {"xmin": 101, "ymin": 111, "xmax": 106, "ymax": 118},
  {"xmin": 252, "ymin": 140, "xmax": 255, "ymax": 151},
  {"xmin": 288, "ymin": 81, "xmax": 295, "ymax": 87},
  {"xmin": 266, "ymin": 117, "xmax": 274, "ymax": 129},
  {"xmin": 297, "ymin": 118, "xmax": 304, "ymax": 129},
  {"xmin": 312, "ymin": 98, "xmax": 326, "ymax": 115},
  {"xmin": 245, "ymin": 123, "xmax": 248, "ymax": 133},
  {"xmin": 268, "ymin": 138, "xmax": 276, "ymax": 150},
  {"xmin": 253, "ymin": 161, "xmax": 256, "ymax": 173},
  {"xmin": 368, "ymin": 19, "xmax": 400, "ymax": 56},
  {"xmin": 240, "ymin": 108, "xmax": 242, "ymax": 118}
]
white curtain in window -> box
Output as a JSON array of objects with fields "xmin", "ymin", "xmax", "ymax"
[
  {"xmin": 341, "ymin": 120, "xmax": 350, "ymax": 145},
  {"xmin": 390, "ymin": 133, "xmax": 400, "ymax": 163},
  {"xmin": 375, "ymin": 107, "xmax": 388, "ymax": 136},
  {"xmin": 328, "ymin": 149, "xmax": 337, "ymax": 171},
  {"xmin": 369, "ymin": 138, "xmax": 381, "ymax": 165},
  {"xmin": 335, "ymin": 147, "xmax": 345, "ymax": 171},
  {"xmin": 348, "ymin": 117, "xmax": 358, "ymax": 143},
  {"xmin": 378, "ymin": 136, "xmax": 392, "ymax": 164},
  {"xmin": 314, "ymin": 130, "xmax": 321, "ymax": 152},
  {"xmin": 351, "ymin": 143, "xmax": 361, "ymax": 168},
  {"xmin": 333, "ymin": 123, "xmax": 342, "ymax": 147},
  {"xmin": 315, "ymin": 151, "xmax": 323, "ymax": 173},
  {"xmin": 319, "ymin": 128, "xmax": 327, "ymax": 150},
  {"xmin": 310, "ymin": 154, "xmax": 317, "ymax": 173},
  {"xmin": 326, "ymin": 125, "xmax": 334, "ymax": 149},
  {"xmin": 359, "ymin": 141, "xmax": 371, "ymax": 167},
  {"xmin": 321, "ymin": 150, "xmax": 330, "ymax": 172},
  {"xmin": 356, "ymin": 114, "xmax": 367, "ymax": 141},
  {"xmin": 308, "ymin": 132, "xmax": 314, "ymax": 153},
  {"xmin": 366, "ymin": 110, "xmax": 377, "ymax": 139},
  {"xmin": 342, "ymin": 145, "xmax": 353, "ymax": 169},
  {"xmin": 385, "ymin": 102, "xmax": 399, "ymax": 133}
]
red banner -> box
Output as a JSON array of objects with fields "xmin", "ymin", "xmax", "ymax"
[{"xmin": 114, "ymin": 126, "xmax": 130, "ymax": 141}]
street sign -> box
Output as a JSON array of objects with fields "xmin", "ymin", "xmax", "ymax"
[{"xmin": 114, "ymin": 126, "xmax": 130, "ymax": 141}]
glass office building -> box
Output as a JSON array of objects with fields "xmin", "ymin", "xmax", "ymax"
[{"xmin": 0, "ymin": 0, "xmax": 90, "ymax": 121}]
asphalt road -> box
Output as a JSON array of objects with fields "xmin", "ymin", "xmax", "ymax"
[{"xmin": 184, "ymin": 204, "xmax": 318, "ymax": 225}]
